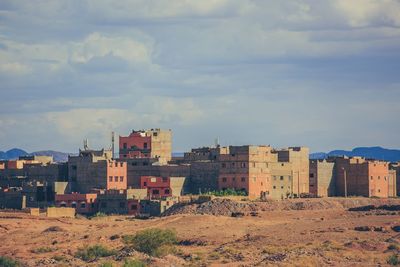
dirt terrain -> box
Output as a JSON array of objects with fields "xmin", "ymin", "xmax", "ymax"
[{"xmin": 0, "ymin": 197, "xmax": 400, "ymax": 266}]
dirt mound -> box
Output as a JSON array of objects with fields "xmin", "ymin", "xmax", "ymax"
[{"xmin": 163, "ymin": 197, "xmax": 400, "ymax": 217}]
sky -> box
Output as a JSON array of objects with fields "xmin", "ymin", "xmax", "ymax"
[{"xmin": 0, "ymin": 0, "xmax": 400, "ymax": 153}]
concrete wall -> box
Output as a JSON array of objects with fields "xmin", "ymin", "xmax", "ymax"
[
  {"xmin": 388, "ymin": 169, "xmax": 397, "ymax": 197},
  {"xmin": 46, "ymin": 207, "xmax": 75, "ymax": 218},
  {"xmin": 309, "ymin": 160, "xmax": 335, "ymax": 197}
]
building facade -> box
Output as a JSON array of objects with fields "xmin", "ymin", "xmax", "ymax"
[{"xmin": 119, "ymin": 129, "xmax": 172, "ymax": 164}]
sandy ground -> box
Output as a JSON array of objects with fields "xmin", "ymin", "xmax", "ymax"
[{"xmin": 0, "ymin": 198, "xmax": 399, "ymax": 266}]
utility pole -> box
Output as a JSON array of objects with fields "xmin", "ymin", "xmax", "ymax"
[{"xmin": 342, "ymin": 167, "xmax": 347, "ymax": 198}]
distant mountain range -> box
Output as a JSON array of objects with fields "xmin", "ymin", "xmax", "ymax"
[
  {"xmin": 0, "ymin": 148, "xmax": 74, "ymax": 162},
  {"xmin": 310, "ymin": 147, "xmax": 400, "ymax": 162}
]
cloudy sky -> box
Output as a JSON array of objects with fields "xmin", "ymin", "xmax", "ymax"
[{"xmin": 0, "ymin": 0, "xmax": 399, "ymax": 153}]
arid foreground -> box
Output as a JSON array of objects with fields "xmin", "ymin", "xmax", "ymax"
[{"xmin": 0, "ymin": 197, "xmax": 400, "ymax": 266}]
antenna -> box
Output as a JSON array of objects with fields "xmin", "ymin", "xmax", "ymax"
[
  {"xmin": 83, "ymin": 139, "xmax": 89, "ymax": 150},
  {"xmin": 215, "ymin": 137, "xmax": 220, "ymax": 148},
  {"xmin": 111, "ymin": 131, "xmax": 115, "ymax": 159}
]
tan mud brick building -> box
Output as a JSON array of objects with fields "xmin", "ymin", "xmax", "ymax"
[{"xmin": 309, "ymin": 160, "xmax": 336, "ymax": 197}]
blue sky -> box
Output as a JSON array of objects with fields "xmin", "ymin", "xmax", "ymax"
[{"xmin": 0, "ymin": 0, "xmax": 399, "ymax": 153}]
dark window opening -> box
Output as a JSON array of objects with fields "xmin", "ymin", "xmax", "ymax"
[
  {"xmin": 131, "ymin": 204, "xmax": 137, "ymax": 210},
  {"xmin": 165, "ymin": 189, "xmax": 170, "ymax": 194},
  {"xmin": 119, "ymin": 202, "xmax": 125, "ymax": 208},
  {"xmin": 152, "ymin": 189, "xmax": 160, "ymax": 195}
]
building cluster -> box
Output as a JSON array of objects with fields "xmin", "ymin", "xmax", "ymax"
[{"xmin": 0, "ymin": 128, "xmax": 399, "ymax": 216}]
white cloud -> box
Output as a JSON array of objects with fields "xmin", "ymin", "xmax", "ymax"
[{"xmin": 335, "ymin": 0, "xmax": 400, "ymax": 27}]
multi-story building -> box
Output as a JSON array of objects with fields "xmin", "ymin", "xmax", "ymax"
[
  {"xmin": 218, "ymin": 146, "xmax": 272, "ymax": 198},
  {"xmin": 119, "ymin": 129, "xmax": 172, "ymax": 164},
  {"xmin": 309, "ymin": 160, "xmax": 336, "ymax": 197},
  {"xmin": 68, "ymin": 149, "xmax": 127, "ymax": 193},
  {"xmin": 335, "ymin": 157, "xmax": 390, "ymax": 197},
  {"xmin": 271, "ymin": 147, "xmax": 309, "ymax": 196}
]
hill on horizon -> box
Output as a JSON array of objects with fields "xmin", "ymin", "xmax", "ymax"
[
  {"xmin": 0, "ymin": 148, "xmax": 74, "ymax": 162},
  {"xmin": 310, "ymin": 146, "xmax": 400, "ymax": 162}
]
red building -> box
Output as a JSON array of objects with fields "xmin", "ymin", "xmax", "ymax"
[
  {"xmin": 119, "ymin": 129, "xmax": 172, "ymax": 164},
  {"xmin": 55, "ymin": 193, "xmax": 98, "ymax": 214},
  {"xmin": 335, "ymin": 157, "xmax": 390, "ymax": 197},
  {"xmin": 140, "ymin": 176, "xmax": 172, "ymax": 199}
]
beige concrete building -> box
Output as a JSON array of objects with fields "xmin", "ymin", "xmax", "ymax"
[
  {"xmin": 271, "ymin": 147, "xmax": 309, "ymax": 196},
  {"xmin": 309, "ymin": 160, "xmax": 336, "ymax": 197}
]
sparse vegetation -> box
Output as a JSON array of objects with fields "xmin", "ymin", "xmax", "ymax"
[
  {"xmin": 75, "ymin": 244, "xmax": 117, "ymax": 262},
  {"xmin": 122, "ymin": 258, "xmax": 147, "ymax": 267},
  {"xmin": 0, "ymin": 256, "xmax": 21, "ymax": 267},
  {"xmin": 99, "ymin": 261, "xmax": 114, "ymax": 267},
  {"xmin": 123, "ymin": 228, "xmax": 177, "ymax": 257},
  {"xmin": 91, "ymin": 212, "xmax": 107, "ymax": 219},
  {"xmin": 31, "ymin": 246, "xmax": 56, "ymax": 253},
  {"xmin": 388, "ymin": 254, "xmax": 399, "ymax": 266},
  {"xmin": 205, "ymin": 188, "xmax": 247, "ymax": 196}
]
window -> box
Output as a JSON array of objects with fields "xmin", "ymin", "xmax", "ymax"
[
  {"xmin": 60, "ymin": 203, "xmax": 67, "ymax": 207},
  {"xmin": 131, "ymin": 204, "xmax": 137, "ymax": 210},
  {"xmin": 71, "ymin": 203, "xmax": 77, "ymax": 208},
  {"xmin": 378, "ymin": 176, "xmax": 380, "ymax": 180},
  {"xmin": 370, "ymin": 176, "xmax": 373, "ymax": 180},
  {"xmin": 119, "ymin": 202, "xmax": 125, "ymax": 208},
  {"xmin": 281, "ymin": 186, "xmax": 284, "ymax": 189},
  {"xmin": 241, "ymin": 162, "xmax": 246, "ymax": 168},
  {"xmin": 384, "ymin": 176, "xmax": 387, "ymax": 181},
  {"xmin": 231, "ymin": 153, "xmax": 235, "ymax": 157},
  {"xmin": 153, "ymin": 132, "xmax": 158, "ymax": 137},
  {"xmin": 280, "ymin": 176, "xmax": 284, "ymax": 180},
  {"xmin": 123, "ymin": 155, "xmax": 127, "ymax": 158},
  {"xmin": 232, "ymin": 177, "xmax": 236, "ymax": 182},
  {"xmin": 143, "ymin": 162, "xmax": 148, "ymax": 166},
  {"xmin": 310, "ymin": 173, "xmax": 314, "ymax": 178},
  {"xmin": 162, "ymin": 177, "xmax": 168, "ymax": 182},
  {"xmin": 91, "ymin": 203, "xmax": 95, "ymax": 208},
  {"xmin": 273, "ymin": 176, "xmax": 277, "ymax": 181},
  {"xmin": 132, "ymin": 162, "xmax": 137, "ymax": 166},
  {"xmin": 281, "ymin": 163, "xmax": 284, "ymax": 166},
  {"xmin": 120, "ymin": 176, "xmax": 123, "ymax": 182},
  {"xmin": 114, "ymin": 176, "xmax": 118, "ymax": 182},
  {"xmin": 144, "ymin": 182, "xmax": 147, "ymax": 186},
  {"xmin": 231, "ymin": 162, "xmax": 235, "ymax": 167},
  {"xmin": 273, "ymin": 186, "xmax": 276, "ymax": 189},
  {"xmin": 72, "ymin": 165, "xmax": 77, "ymax": 170},
  {"xmin": 222, "ymin": 163, "xmax": 226, "ymax": 168},
  {"xmin": 123, "ymin": 143, "xmax": 127, "ymax": 149},
  {"xmin": 152, "ymin": 189, "xmax": 160, "ymax": 195},
  {"xmin": 241, "ymin": 177, "xmax": 246, "ymax": 182},
  {"xmin": 80, "ymin": 203, "xmax": 86, "ymax": 208},
  {"xmin": 144, "ymin": 142, "xmax": 148, "ymax": 149},
  {"xmin": 165, "ymin": 189, "xmax": 170, "ymax": 194},
  {"xmin": 109, "ymin": 176, "xmax": 113, "ymax": 182},
  {"xmin": 222, "ymin": 177, "xmax": 227, "ymax": 182},
  {"xmin": 101, "ymin": 202, "xmax": 107, "ymax": 208},
  {"xmin": 378, "ymin": 189, "xmax": 381, "ymax": 193},
  {"xmin": 310, "ymin": 184, "xmax": 314, "ymax": 187}
]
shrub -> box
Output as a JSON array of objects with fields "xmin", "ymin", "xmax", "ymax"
[
  {"xmin": 0, "ymin": 256, "xmax": 21, "ymax": 267},
  {"xmin": 205, "ymin": 189, "xmax": 247, "ymax": 196},
  {"xmin": 31, "ymin": 246, "xmax": 56, "ymax": 253},
  {"xmin": 123, "ymin": 228, "xmax": 177, "ymax": 257},
  {"xmin": 123, "ymin": 258, "xmax": 146, "ymax": 267},
  {"xmin": 388, "ymin": 254, "xmax": 399, "ymax": 266},
  {"xmin": 75, "ymin": 244, "xmax": 117, "ymax": 262}
]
